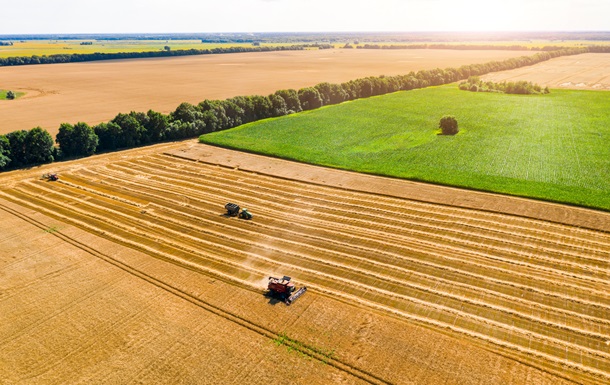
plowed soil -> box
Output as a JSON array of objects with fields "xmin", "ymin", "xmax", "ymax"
[
  {"xmin": 481, "ymin": 53, "xmax": 610, "ymax": 90},
  {"xmin": 1, "ymin": 141, "xmax": 609, "ymax": 384},
  {"xmin": 0, "ymin": 49, "xmax": 531, "ymax": 136}
]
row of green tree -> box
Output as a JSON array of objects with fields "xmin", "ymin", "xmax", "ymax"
[
  {"xmin": 458, "ymin": 76, "xmax": 549, "ymax": 94},
  {"xmin": 3, "ymin": 41, "xmax": 606, "ymax": 68},
  {"xmin": 0, "ymin": 45, "xmax": 305, "ymax": 67},
  {"xmin": 0, "ymin": 128, "xmax": 55, "ymax": 169},
  {"xmin": 587, "ymin": 45, "xmax": 610, "ymax": 53},
  {"xmin": 0, "ymin": 47, "xmax": 589, "ymax": 171}
]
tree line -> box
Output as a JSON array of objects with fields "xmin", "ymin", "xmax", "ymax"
[
  {"xmin": 587, "ymin": 45, "xmax": 610, "ymax": 53},
  {"xmin": 3, "ymin": 41, "xmax": 608, "ymax": 68},
  {"xmin": 0, "ymin": 45, "xmax": 306, "ymax": 67},
  {"xmin": 459, "ymin": 76, "xmax": 549, "ymax": 94},
  {"xmin": 0, "ymin": 47, "xmax": 589, "ymax": 171}
]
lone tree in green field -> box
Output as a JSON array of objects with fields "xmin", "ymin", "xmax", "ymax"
[
  {"xmin": 6, "ymin": 90, "xmax": 15, "ymax": 100},
  {"xmin": 439, "ymin": 115, "xmax": 458, "ymax": 135}
]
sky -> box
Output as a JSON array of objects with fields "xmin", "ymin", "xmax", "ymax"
[{"xmin": 1, "ymin": 0, "xmax": 608, "ymax": 34}]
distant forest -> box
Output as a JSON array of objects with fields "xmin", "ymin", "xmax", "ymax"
[
  {"xmin": 1, "ymin": 31, "xmax": 610, "ymax": 43},
  {"xmin": 0, "ymin": 45, "xmax": 309, "ymax": 67},
  {"xmin": 1, "ymin": 31, "xmax": 608, "ymax": 68}
]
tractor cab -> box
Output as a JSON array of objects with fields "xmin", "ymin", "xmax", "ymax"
[{"xmin": 239, "ymin": 208, "xmax": 253, "ymax": 220}]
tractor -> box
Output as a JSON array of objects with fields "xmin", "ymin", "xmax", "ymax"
[
  {"xmin": 267, "ymin": 276, "xmax": 307, "ymax": 305},
  {"xmin": 225, "ymin": 203, "xmax": 253, "ymax": 220},
  {"xmin": 239, "ymin": 208, "xmax": 253, "ymax": 220}
]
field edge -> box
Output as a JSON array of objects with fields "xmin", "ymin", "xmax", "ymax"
[{"xmin": 173, "ymin": 143, "xmax": 610, "ymax": 234}]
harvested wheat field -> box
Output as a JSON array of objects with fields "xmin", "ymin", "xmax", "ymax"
[
  {"xmin": 482, "ymin": 53, "xmax": 610, "ymax": 90},
  {"xmin": 0, "ymin": 49, "xmax": 532, "ymax": 136},
  {"xmin": 1, "ymin": 141, "xmax": 609, "ymax": 384}
]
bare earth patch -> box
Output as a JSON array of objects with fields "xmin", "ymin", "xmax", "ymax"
[
  {"xmin": 0, "ymin": 49, "xmax": 531, "ymax": 136},
  {"xmin": 481, "ymin": 53, "xmax": 610, "ymax": 90},
  {"xmin": 1, "ymin": 141, "xmax": 608, "ymax": 384}
]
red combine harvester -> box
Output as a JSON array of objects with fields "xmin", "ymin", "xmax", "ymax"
[
  {"xmin": 267, "ymin": 276, "xmax": 307, "ymax": 305},
  {"xmin": 42, "ymin": 173, "xmax": 59, "ymax": 181}
]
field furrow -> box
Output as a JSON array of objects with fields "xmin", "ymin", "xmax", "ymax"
[
  {"xmin": 122, "ymin": 158, "xmax": 610, "ymax": 274},
  {"xmin": 84, "ymin": 164, "xmax": 610, "ymax": 304},
  {"xmin": 2, "ymin": 151, "xmax": 609, "ymax": 383},
  {"xmin": 61, "ymin": 162, "xmax": 606, "ymax": 316},
  {"xmin": 152, "ymin": 154, "xmax": 610, "ymax": 249}
]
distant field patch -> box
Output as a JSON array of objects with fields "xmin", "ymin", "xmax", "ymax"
[
  {"xmin": 201, "ymin": 85, "xmax": 610, "ymax": 210},
  {"xmin": 482, "ymin": 53, "xmax": 610, "ymax": 90},
  {"xmin": 0, "ymin": 49, "xmax": 531, "ymax": 136}
]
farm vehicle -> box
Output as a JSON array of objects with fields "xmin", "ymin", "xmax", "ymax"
[
  {"xmin": 42, "ymin": 173, "xmax": 59, "ymax": 181},
  {"xmin": 267, "ymin": 276, "xmax": 307, "ymax": 305},
  {"xmin": 225, "ymin": 203, "xmax": 253, "ymax": 220}
]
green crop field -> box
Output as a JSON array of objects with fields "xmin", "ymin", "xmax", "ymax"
[{"xmin": 200, "ymin": 85, "xmax": 610, "ymax": 211}]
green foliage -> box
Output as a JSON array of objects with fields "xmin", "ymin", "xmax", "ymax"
[
  {"xmin": 274, "ymin": 89, "xmax": 302, "ymax": 113},
  {"xmin": 25, "ymin": 127, "xmax": 55, "ymax": 164},
  {"xmin": 4, "ymin": 128, "xmax": 54, "ymax": 167},
  {"xmin": 94, "ymin": 122, "xmax": 122, "ymax": 151},
  {"xmin": 44, "ymin": 226, "xmax": 60, "ymax": 234},
  {"xmin": 56, "ymin": 122, "xmax": 98, "ymax": 157},
  {"xmin": 200, "ymin": 86, "xmax": 610, "ymax": 211},
  {"xmin": 143, "ymin": 110, "xmax": 169, "ymax": 143},
  {"xmin": 0, "ymin": 45, "xmax": 309, "ymax": 67},
  {"xmin": 0, "ymin": 135, "xmax": 11, "ymax": 169},
  {"xmin": 298, "ymin": 87, "xmax": 323, "ymax": 110},
  {"xmin": 5, "ymin": 130, "xmax": 28, "ymax": 167},
  {"xmin": 439, "ymin": 115, "xmax": 459, "ymax": 135},
  {"xmin": 268, "ymin": 93, "xmax": 288, "ymax": 117},
  {"xmin": 459, "ymin": 77, "xmax": 548, "ymax": 95},
  {"xmin": 172, "ymin": 102, "xmax": 202, "ymax": 124},
  {"xmin": 111, "ymin": 113, "xmax": 145, "ymax": 148},
  {"xmin": 0, "ymin": 46, "xmax": 595, "ymax": 173},
  {"xmin": 314, "ymin": 82, "xmax": 333, "ymax": 106},
  {"xmin": 272, "ymin": 332, "xmax": 336, "ymax": 364}
]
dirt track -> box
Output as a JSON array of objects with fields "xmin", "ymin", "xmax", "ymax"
[
  {"xmin": 0, "ymin": 49, "xmax": 531, "ymax": 136},
  {"xmin": 1, "ymin": 142, "xmax": 608, "ymax": 384}
]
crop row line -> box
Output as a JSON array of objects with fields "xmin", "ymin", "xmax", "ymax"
[
  {"xmin": 113, "ymin": 160, "xmax": 610, "ymax": 269},
  {"xmin": 8, "ymin": 181, "xmax": 610, "ymax": 364},
  {"xmin": 155, "ymin": 153, "xmax": 610, "ymax": 246},
  {"xmin": 0, "ymin": 196, "xmax": 393, "ymax": 385},
  {"xmin": 93, "ymin": 166, "xmax": 610, "ymax": 301}
]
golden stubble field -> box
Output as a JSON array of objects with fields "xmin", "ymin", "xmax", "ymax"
[
  {"xmin": 0, "ymin": 49, "xmax": 532, "ymax": 136},
  {"xmin": 1, "ymin": 141, "xmax": 609, "ymax": 385},
  {"xmin": 481, "ymin": 53, "xmax": 610, "ymax": 90}
]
